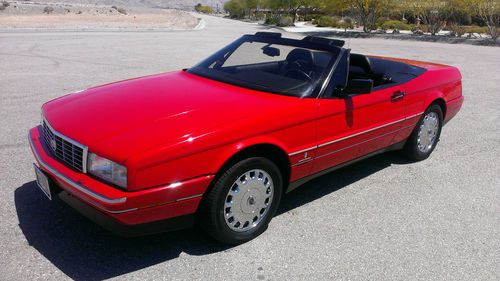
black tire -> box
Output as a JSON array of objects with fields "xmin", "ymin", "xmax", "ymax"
[
  {"xmin": 198, "ymin": 157, "xmax": 283, "ymax": 245},
  {"xmin": 403, "ymin": 104, "xmax": 443, "ymax": 161}
]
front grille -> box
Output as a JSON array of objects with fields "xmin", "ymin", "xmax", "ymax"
[{"xmin": 41, "ymin": 119, "xmax": 87, "ymax": 173}]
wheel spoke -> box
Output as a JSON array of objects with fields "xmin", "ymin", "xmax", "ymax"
[
  {"xmin": 416, "ymin": 111, "xmax": 440, "ymax": 153},
  {"xmin": 223, "ymin": 168, "xmax": 274, "ymax": 232}
]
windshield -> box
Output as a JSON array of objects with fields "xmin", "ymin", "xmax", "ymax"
[{"xmin": 188, "ymin": 35, "xmax": 341, "ymax": 97}]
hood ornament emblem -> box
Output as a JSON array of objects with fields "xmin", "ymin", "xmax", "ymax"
[{"xmin": 50, "ymin": 139, "xmax": 57, "ymax": 151}]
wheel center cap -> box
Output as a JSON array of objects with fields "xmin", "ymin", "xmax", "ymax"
[
  {"xmin": 248, "ymin": 196, "xmax": 255, "ymax": 205},
  {"xmin": 241, "ymin": 189, "xmax": 260, "ymax": 214}
]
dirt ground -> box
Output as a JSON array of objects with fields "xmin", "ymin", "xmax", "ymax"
[{"xmin": 0, "ymin": 1, "xmax": 200, "ymax": 30}]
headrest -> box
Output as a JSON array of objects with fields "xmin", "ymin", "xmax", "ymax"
[
  {"xmin": 350, "ymin": 54, "xmax": 372, "ymax": 75},
  {"xmin": 286, "ymin": 48, "xmax": 314, "ymax": 66}
]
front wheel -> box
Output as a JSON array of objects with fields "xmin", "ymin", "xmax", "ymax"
[
  {"xmin": 403, "ymin": 104, "xmax": 443, "ymax": 161},
  {"xmin": 198, "ymin": 157, "xmax": 283, "ymax": 245}
]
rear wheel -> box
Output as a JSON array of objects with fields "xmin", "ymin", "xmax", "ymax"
[
  {"xmin": 403, "ymin": 104, "xmax": 443, "ymax": 161},
  {"xmin": 199, "ymin": 157, "xmax": 283, "ymax": 244}
]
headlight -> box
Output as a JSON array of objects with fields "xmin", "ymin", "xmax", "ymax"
[{"xmin": 87, "ymin": 153, "xmax": 127, "ymax": 188}]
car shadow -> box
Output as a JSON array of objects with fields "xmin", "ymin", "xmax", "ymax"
[
  {"xmin": 15, "ymin": 151, "xmax": 411, "ymax": 280},
  {"xmin": 277, "ymin": 152, "xmax": 412, "ymax": 215}
]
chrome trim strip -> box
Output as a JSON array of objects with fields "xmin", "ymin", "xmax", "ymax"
[
  {"xmin": 29, "ymin": 133, "xmax": 127, "ymax": 204},
  {"xmin": 315, "ymin": 124, "xmax": 414, "ymax": 160},
  {"xmin": 291, "ymin": 158, "xmax": 313, "ymax": 167},
  {"xmin": 406, "ymin": 112, "xmax": 424, "ymax": 119},
  {"xmin": 107, "ymin": 207, "xmax": 138, "ymax": 214},
  {"xmin": 175, "ymin": 194, "xmax": 202, "ymax": 202},
  {"xmin": 287, "ymin": 112, "xmax": 424, "ymax": 158},
  {"xmin": 317, "ymin": 117, "xmax": 405, "ymax": 148},
  {"xmin": 288, "ymin": 146, "xmax": 317, "ymax": 156}
]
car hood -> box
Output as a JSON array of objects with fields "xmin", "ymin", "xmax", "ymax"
[{"xmin": 42, "ymin": 71, "xmax": 302, "ymax": 162}]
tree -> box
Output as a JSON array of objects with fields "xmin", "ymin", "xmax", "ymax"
[
  {"xmin": 224, "ymin": 0, "xmax": 246, "ymax": 18},
  {"xmin": 403, "ymin": 0, "xmax": 455, "ymax": 35},
  {"xmin": 470, "ymin": 0, "xmax": 500, "ymax": 41},
  {"xmin": 348, "ymin": 0, "xmax": 393, "ymax": 32}
]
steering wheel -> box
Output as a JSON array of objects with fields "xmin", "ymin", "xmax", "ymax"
[
  {"xmin": 284, "ymin": 68, "xmax": 313, "ymax": 82},
  {"xmin": 284, "ymin": 59, "xmax": 313, "ymax": 81}
]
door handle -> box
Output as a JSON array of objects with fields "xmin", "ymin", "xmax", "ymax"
[{"xmin": 391, "ymin": 91, "xmax": 406, "ymax": 101}]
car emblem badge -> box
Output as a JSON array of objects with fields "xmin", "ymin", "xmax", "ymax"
[{"xmin": 50, "ymin": 139, "xmax": 57, "ymax": 151}]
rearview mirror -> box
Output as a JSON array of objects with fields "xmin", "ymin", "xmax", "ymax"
[
  {"xmin": 262, "ymin": 46, "xmax": 280, "ymax": 57},
  {"xmin": 343, "ymin": 79, "xmax": 373, "ymax": 96}
]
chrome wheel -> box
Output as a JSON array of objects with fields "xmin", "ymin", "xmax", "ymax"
[
  {"xmin": 417, "ymin": 112, "xmax": 439, "ymax": 153},
  {"xmin": 224, "ymin": 169, "xmax": 274, "ymax": 232}
]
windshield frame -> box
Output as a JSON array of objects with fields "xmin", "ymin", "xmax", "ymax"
[{"xmin": 187, "ymin": 34, "xmax": 343, "ymax": 98}]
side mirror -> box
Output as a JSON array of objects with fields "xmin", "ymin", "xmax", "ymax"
[
  {"xmin": 343, "ymin": 79, "xmax": 373, "ymax": 96},
  {"xmin": 262, "ymin": 46, "xmax": 280, "ymax": 57}
]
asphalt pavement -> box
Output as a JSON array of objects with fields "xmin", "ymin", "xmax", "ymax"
[{"xmin": 0, "ymin": 15, "xmax": 499, "ymax": 281}]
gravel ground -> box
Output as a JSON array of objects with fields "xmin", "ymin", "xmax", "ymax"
[{"xmin": 0, "ymin": 15, "xmax": 499, "ymax": 281}]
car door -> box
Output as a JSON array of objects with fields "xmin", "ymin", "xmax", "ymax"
[{"xmin": 310, "ymin": 53, "xmax": 407, "ymax": 174}]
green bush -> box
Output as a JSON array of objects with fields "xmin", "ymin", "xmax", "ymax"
[
  {"xmin": 224, "ymin": 0, "xmax": 245, "ymax": 19},
  {"xmin": 448, "ymin": 25, "xmax": 466, "ymax": 37},
  {"xmin": 264, "ymin": 16, "xmax": 294, "ymax": 27},
  {"xmin": 314, "ymin": 16, "xmax": 340, "ymax": 27},
  {"xmin": 278, "ymin": 16, "xmax": 293, "ymax": 27},
  {"xmin": 339, "ymin": 17, "xmax": 354, "ymax": 31},
  {"xmin": 381, "ymin": 20, "xmax": 413, "ymax": 31},
  {"xmin": 194, "ymin": 4, "xmax": 214, "ymax": 14},
  {"xmin": 465, "ymin": 26, "xmax": 488, "ymax": 34},
  {"xmin": 264, "ymin": 16, "xmax": 279, "ymax": 25},
  {"xmin": 376, "ymin": 17, "xmax": 387, "ymax": 29},
  {"xmin": 303, "ymin": 14, "xmax": 321, "ymax": 22}
]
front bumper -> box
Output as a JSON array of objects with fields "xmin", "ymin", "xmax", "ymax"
[{"xmin": 28, "ymin": 126, "xmax": 214, "ymax": 228}]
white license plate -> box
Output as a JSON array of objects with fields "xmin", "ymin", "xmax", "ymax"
[{"xmin": 34, "ymin": 164, "xmax": 52, "ymax": 200}]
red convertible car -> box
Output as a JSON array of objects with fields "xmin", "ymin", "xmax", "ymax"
[{"xmin": 29, "ymin": 32, "xmax": 463, "ymax": 244}]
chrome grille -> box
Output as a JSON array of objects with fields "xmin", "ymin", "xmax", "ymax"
[{"xmin": 41, "ymin": 119, "xmax": 87, "ymax": 173}]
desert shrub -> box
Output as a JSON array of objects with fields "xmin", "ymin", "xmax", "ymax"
[
  {"xmin": 339, "ymin": 17, "xmax": 354, "ymax": 31},
  {"xmin": 465, "ymin": 26, "xmax": 488, "ymax": 34},
  {"xmin": 448, "ymin": 24, "xmax": 466, "ymax": 37},
  {"xmin": 43, "ymin": 6, "xmax": 54, "ymax": 14},
  {"xmin": 314, "ymin": 16, "xmax": 340, "ymax": 27},
  {"xmin": 303, "ymin": 13, "xmax": 320, "ymax": 22},
  {"xmin": 265, "ymin": 15, "xmax": 293, "ymax": 26},
  {"xmin": 111, "ymin": 5, "xmax": 126, "ymax": 14},
  {"xmin": 2, "ymin": 1, "xmax": 9, "ymax": 7},
  {"xmin": 264, "ymin": 16, "xmax": 279, "ymax": 25},
  {"xmin": 376, "ymin": 17, "xmax": 387, "ymax": 29},
  {"xmin": 194, "ymin": 4, "xmax": 214, "ymax": 14},
  {"xmin": 116, "ymin": 7, "xmax": 126, "ymax": 15},
  {"xmin": 278, "ymin": 16, "xmax": 293, "ymax": 27},
  {"xmin": 76, "ymin": 10, "xmax": 82, "ymax": 14},
  {"xmin": 224, "ymin": 0, "xmax": 245, "ymax": 19},
  {"xmin": 381, "ymin": 20, "xmax": 412, "ymax": 31}
]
